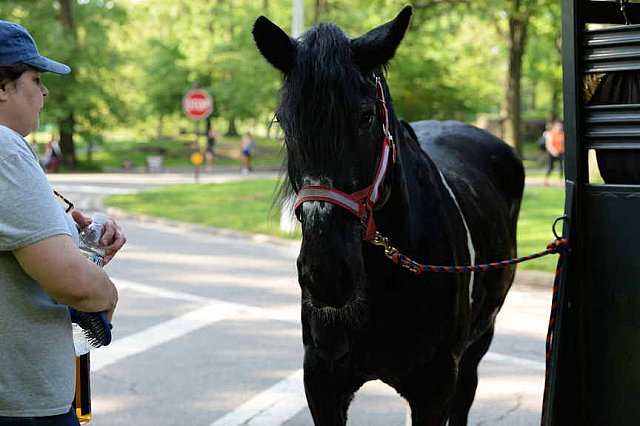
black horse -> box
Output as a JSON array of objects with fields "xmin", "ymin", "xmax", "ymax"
[{"xmin": 253, "ymin": 6, "xmax": 524, "ymax": 425}]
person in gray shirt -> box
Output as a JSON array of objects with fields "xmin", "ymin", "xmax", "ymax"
[{"xmin": 0, "ymin": 20, "xmax": 125, "ymax": 425}]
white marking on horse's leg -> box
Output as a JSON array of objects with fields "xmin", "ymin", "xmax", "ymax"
[{"xmin": 437, "ymin": 171, "xmax": 476, "ymax": 305}]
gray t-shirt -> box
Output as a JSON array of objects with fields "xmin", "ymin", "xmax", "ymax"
[{"xmin": 0, "ymin": 125, "xmax": 79, "ymax": 416}]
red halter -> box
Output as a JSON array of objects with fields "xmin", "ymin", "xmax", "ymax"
[{"xmin": 293, "ymin": 76, "xmax": 396, "ymax": 241}]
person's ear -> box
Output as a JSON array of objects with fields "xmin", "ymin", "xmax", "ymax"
[
  {"xmin": 0, "ymin": 81, "xmax": 8, "ymax": 101},
  {"xmin": 0, "ymin": 79, "xmax": 16, "ymax": 101}
]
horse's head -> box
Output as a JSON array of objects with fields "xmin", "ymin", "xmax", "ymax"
[{"xmin": 253, "ymin": 8, "xmax": 411, "ymax": 318}]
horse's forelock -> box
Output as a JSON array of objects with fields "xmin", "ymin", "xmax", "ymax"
[{"xmin": 280, "ymin": 24, "xmax": 364, "ymax": 175}]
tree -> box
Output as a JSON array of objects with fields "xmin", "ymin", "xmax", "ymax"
[
  {"xmin": 2, "ymin": 0, "xmax": 563, "ymax": 156},
  {"xmin": 0, "ymin": 0, "xmax": 128, "ymax": 166},
  {"xmin": 499, "ymin": 0, "xmax": 530, "ymax": 156},
  {"xmin": 525, "ymin": 3, "xmax": 562, "ymax": 121},
  {"xmin": 142, "ymin": 40, "xmax": 190, "ymax": 138}
]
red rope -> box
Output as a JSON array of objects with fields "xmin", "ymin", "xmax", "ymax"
[
  {"xmin": 540, "ymin": 243, "xmax": 569, "ymax": 425},
  {"xmin": 378, "ymin": 238, "xmax": 569, "ymax": 274}
]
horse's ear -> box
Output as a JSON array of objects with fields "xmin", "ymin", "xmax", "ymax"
[
  {"xmin": 351, "ymin": 6, "xmax": 412, "ymax": 71},
  {"xmin": 253, "ymin": 16, "xmax": 297, "ymax": 74}
]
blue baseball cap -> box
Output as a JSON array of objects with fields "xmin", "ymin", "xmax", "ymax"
[{"xmin": 0, "ymin": 20, "xmax": 71, "ymax": 74}]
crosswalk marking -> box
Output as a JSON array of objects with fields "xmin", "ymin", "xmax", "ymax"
[
  {"xmin": 209, "ymin": 369, "xmax": 306, "ymax": 426},
  {"xmin": 98, "ymin": 278, "xmax": 546, "ymax": 425},
  {"xmin": 92, "ymin": 299, "xmax": 242, "ymax": 372}
]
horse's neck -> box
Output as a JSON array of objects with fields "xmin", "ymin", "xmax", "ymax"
[{"xmin": 375, "ymin": 123, "xmax": 450, "ymax": 246}]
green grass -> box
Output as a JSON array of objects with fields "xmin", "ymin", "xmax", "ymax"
[
  {"xmin": 517, "ymin": 186, "xmax": 565, "ymax": 272},
  {"xmin": 104, "ymin": 178, "xmax": 300, "ymax": 239},
  {"xmin": 103, "ymin": 179, "xmax": 565, "ymax": 272}
]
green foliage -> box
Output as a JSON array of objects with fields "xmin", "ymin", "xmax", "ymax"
[
  {"xmin": 143, "ymin": 40, "xmax": 190, "ymax": 118},
  {"xmin": 0, "ymin": 0, "xmax": 128, "ymax": 148},
  {"xmin": 1, "ymin": 0, "xmax": 563, "ymax": 157}
]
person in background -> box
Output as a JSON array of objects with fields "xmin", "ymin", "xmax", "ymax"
[
  {"xmin": 0, "ymin": 20, "xmax": 125, "ymax": 425},
  {"xmin": 43, "ymin": 135, "xmax": 62, "ymax": 173},
  {"xmin": 205, "ymin": 125, "xmax": 218, "ymax": 172},
  {"xmin": 240, "ymin": 131, "xmax": 256, "ymax": 175},
  {"xmin": 544, "ymin": 121, "xmax": 565, "ymax": 186}
]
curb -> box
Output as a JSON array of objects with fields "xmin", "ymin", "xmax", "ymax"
[{"xmin": 103, "ymin": 207, "xmax": 300, "ymax": 250}]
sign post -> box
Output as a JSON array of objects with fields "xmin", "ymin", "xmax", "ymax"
[
  {"xmin": 190, "ymin": 151, "xmax": 204, "ymax": 183},
  {"xmin": 183, "ymin": 89, "xmax": 213, "ymax": 182}
]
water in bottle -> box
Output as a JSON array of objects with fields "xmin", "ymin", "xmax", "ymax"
[{"xmin": 79, "ymin": 213, "xmax": 108, "ymax": 267}]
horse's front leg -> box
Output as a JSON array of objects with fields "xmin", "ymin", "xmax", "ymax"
[
  {"xmin": 303, "ymin": 348, "xmax": 362, "ymax": 426},
  {"xmin": 400, "ymin": 353, "xmax": 459, "ymax": 426}
]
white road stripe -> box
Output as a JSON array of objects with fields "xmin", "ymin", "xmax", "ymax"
[
  {"xmin": 113, "ymin": 278, "xmax": 210, "ymax": 303},
  {"xmin": 91, "ymin": 299, "xmax": 242, "ymax": 372},
  {"xmin": 113, "ymin": 278, "xmax": 300, "ymax": 323},
  {"xmin": 210, "ymin": 369, "xmax": 306, "ymax": 426}
]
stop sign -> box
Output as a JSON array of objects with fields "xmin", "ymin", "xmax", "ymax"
[{"xmin": 182, "ymin": 89, "xmax": 213, "ymax": 120}]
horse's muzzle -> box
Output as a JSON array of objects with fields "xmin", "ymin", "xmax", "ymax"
[{"xmin": 297, "ymin": 247, "xmax": 363, "ymax": 309}]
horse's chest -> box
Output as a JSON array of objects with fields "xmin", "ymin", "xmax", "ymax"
[{"xmin": 351, "ymin": 308, "xmax": 450, "ymax": 371}]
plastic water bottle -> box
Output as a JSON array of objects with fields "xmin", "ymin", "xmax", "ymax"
[{"xmin": 79, "ymin": 213, "xmax": 108, "ymax": 267}]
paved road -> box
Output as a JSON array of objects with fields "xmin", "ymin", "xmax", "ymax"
[{"xmin": 47, "ymin": 171, "xmax": 553, "ymax": 425}]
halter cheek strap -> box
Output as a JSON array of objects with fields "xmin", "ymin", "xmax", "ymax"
[{"xmin": 293, "ymin": 76, "xmax": 395, "ymax": 241}]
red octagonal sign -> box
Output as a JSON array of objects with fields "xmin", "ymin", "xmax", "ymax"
[{"xmin": 183, "ymin": 89, "xmax": 213, "ymax": 120}]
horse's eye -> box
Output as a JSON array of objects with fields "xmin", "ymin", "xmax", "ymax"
[{"xmin": 360, "ymin": 111, "xmax": 375, "ymax": 126}]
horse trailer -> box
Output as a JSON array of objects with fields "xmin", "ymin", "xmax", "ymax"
[{"xmin": 544, "ymin": 1, "xmax": 640, "ymax": 424}]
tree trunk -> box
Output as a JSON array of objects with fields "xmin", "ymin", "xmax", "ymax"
[
  {"xmin": 502, "ymin": 7, "xmax": 527, "ymax": 157},
  {"xmin": 157, "ymin": 115, "xmax": 164, "ymax": 139},
  {"xmin": 313, "ymin": 0, "xmax": 325, "ymax": 25},
  {"xmin": 59, "ymin": 0, "xmax": 74, "ymax": 30},
  {"xmin": 226, "ymin": 115, "xmax": 238, "ymax": 136},
  {"xmin": 59, "ymin": 114, "xmax": 77, "ymax": 168},
  {"xmin": 58, "ymin": 0, "xmax": 78, "ymax": 167},
  {"xmin": 551, "ymin": 87, "xmax": 560, "ymax": 122}
]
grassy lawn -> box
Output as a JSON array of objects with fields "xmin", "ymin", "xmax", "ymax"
[
  {"xmin": 104, "ymin": 178, "xmax": 299, "ymax": 239},
  {"xmin": 103, "ymin": 179, "xmax": 565, "ymax": 272},
  {"xmin": 517, "ymin": 185, "xmax": 565, "ymax": 272}
]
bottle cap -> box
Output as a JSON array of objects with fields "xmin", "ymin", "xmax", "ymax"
[{"xmin": 91, "ymin": 213, "xmax": 109, "ymax": 225}]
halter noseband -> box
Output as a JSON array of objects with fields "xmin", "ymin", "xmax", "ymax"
[{"xmin": 293, "ymin": 75, "xmax": 396, "ymax": 241}]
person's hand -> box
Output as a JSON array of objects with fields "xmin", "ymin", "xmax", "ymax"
[
  {"xmin": 72, "ymin": 211, "xmax": 127, "ymax": 266},
  {"xmin": 104, "ymin": 305, "xmax": 116, "ymax": 324}
]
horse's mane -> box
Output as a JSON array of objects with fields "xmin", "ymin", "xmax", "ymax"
[
  {"xmin": 273, "ymin": 23, "xmax": 387, "ymax": 216},
  {"xmin": 279, "ymin": 23, "xmax": 365, "ymax": 175}
]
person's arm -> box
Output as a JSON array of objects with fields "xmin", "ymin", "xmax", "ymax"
[{"xmin": 14, "ymin": 234, "xmax": 118, "ymax": 321}]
